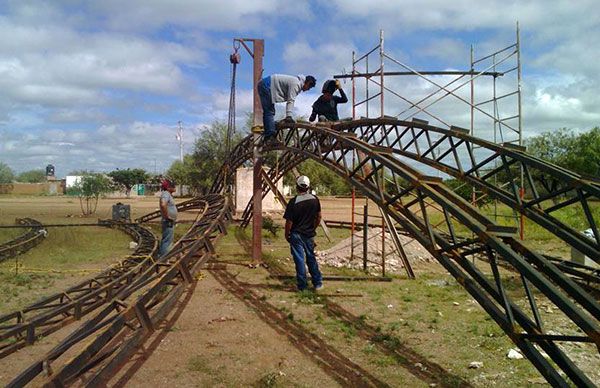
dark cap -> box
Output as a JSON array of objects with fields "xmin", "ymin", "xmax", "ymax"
[
  {"xmin": 305, "ymin": 75, "xmax": 316, "ymax": 88},
  {"xmin": 161, "ymin": 178, "xmax": 176, "ymax": 190},
  {"xmin": 322, "ymin": 79, "xmax": 337, "ymax": 94}
]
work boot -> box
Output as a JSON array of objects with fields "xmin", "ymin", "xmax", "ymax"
[{"xmin": 264, "ymin": 136, "xmax": 284, "ymax": 147}]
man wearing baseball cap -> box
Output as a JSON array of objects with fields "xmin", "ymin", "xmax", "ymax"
[
  {"xmin": 283, "ymin": 175, "xmax": 323, "ymax": 291},
  {"xmin": 159, "ymin": 178, "xmax": 177, "ymax": 257}
]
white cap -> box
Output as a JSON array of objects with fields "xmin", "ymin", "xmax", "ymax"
[{"xmin": 296, "ymin": 175, "xmax": 310, "ymax": 188}]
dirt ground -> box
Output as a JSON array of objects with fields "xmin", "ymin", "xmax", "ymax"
[
  {"xmin": 106, "ymin": 236, "xmax": 467, "ymax": 387},
  {"xmin": 0, "ymin": 195, "xmax": 596, "ymax": 386}
]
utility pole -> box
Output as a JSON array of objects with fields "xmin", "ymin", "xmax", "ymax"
[
  {"xmin": 176, "ymin": 121, "xmax": 184, "ymax": 162},
  {"xmin": 234, "ymin": 38, "xmax": 264, "ymax": 264}
]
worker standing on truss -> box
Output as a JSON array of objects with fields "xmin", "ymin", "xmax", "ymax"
[
  {"xmin": 257, "ymin": 74, "xmax": 316, "ymax": 145},
  {"xmin": 309, "ymin": 79, "xmax": 348, "ymax": 122}
]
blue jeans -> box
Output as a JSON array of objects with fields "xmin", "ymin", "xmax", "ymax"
[
  {"xmin": 289, "ymin": 232, "xmax": 322, "ymax": 290},
  {"xmin": 257, "ymin": 78, "xmax": 276, "ymax": 138},
  {"xmin": 159, "ymin": 219, "xmax": 174, "ymax": 257}
]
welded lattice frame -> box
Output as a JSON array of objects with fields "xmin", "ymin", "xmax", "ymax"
[
  {"xmin": 0, "ymin": 218, "xmax": 45, "ymax": 262},
  {"xmin": 213, "ymin": 123, "xmax": 600, "ymax": 386},
  {"xmin": 8, "ymin": 195, "xmax": 231, "ymax": 387}
]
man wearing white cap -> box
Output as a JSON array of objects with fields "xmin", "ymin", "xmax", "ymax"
[{"xmin": 283, "ymin": 175, "xmax": 323, "ymax": 291}]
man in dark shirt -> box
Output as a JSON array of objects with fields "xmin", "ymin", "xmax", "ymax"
[
  {"xmin": 283, "ymin": 175, "xmax": 323, "ymax": 291},
  {"xmin": 309, "ymin": 79, "xmax": 348, "ymax": 122}
]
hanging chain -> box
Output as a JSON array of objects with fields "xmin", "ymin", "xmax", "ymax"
[{"xmin": 225, "ymin": 41, "xmax": 241, "ymax": 193}]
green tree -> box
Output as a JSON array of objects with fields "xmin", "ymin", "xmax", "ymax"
[
  {"xmin": 286, "ymin": 159, "xmax": 351, "ymax": 196},
  {"xmin": 0, "ymin": 162, "xmax": 15, "ymax": 184},
  {"xmin": 17, "ymin": 169, "xmax": 46, "ymax": 183},
  {"xmin": 166, "ymin": 121, "xmax": 246, "ymax": 194},
  {"xmin": 72, "ymin": 173, "xmax": 113, "ymax": 215},
  {"xmin": 525, "ymin": 127, "xmax": 600, "ymax": 194},
  {"xmin": 525, "ymin": 128, "xmax": 575, "ymax": 165},
  {"xmin": 166, "ymin": 154, "xmax": 200, "ymax": 189},
  {"xmin": 108, "ymin": 168, "xmax": 149, "ymax": 197},
  {"xmin": 565, "ymin": 127, "xmax": 600, "ymax": 177}
]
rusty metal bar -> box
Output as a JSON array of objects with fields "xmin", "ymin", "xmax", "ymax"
[
  {"xmin": 0, "ymin": 218, "xmax": 45, "ymax": 262},
  {"xmin": 334, "ymin": 70, "xmax": 504, "ymax": 78},
  {"xmin": 8, "ymin": 195, "xmax": 231, "ymax": 386},
  {"xmin": 363, "ymin": 204, "xmax": 368, "ymax": 272}
]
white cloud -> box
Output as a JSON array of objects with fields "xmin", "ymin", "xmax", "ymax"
[
  {"xmin": 0, "ymin": 14, "xmax": 204, "ymax": 123},
  {"xmin": 1, "ymin": 0, "xmax": 600, "ymax": 177},
  {"xmin": 420, "ymin": 38, "xmax": 470, "ymax": 65},
  {"xmin": 0, "ymin": 119, "xmax": 200, "ymax": 175},
  {"xmin": 326, "ymin": 0, "xmax": 599, "ymax": 33},
  {"xmin": 85, "ymin": 0, "xmax": 312, "ymax": 32}
]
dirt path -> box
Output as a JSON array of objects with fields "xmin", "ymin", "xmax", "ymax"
[
  {"xmin": 117, "ymin": 267, "xmax": 355, "ymax": 387},
  {"xmin": 1, "ymin": 196, "xmax": 575, "ymax": 386},
  {"xmin": 112, "ymin": 235, "xmax": 471, "ymax": 387}
]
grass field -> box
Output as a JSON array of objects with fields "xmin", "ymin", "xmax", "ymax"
[
  {"xmin": 0, "ymin": 195, "xmax": 159, "ymax": 315},
  {"xmin": 218, "ymin": 226, "xmax": 550, "ymax": 386},
  {"xmin": 0, "ymin": 194, "xmax": 597, "ymax": 386}
]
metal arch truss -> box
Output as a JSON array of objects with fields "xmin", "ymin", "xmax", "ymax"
[
  {"xmin": 0, "ymin": 218, "xmax": 45, "ymax": 262},
  {"xmin": 333, "ymin": 118, "xmax": 600, "ymax": 263},
  {"xmin": 217, "ymin": 118, "xmax": 600, "ymax": 265},
  {"xmin": 0, "ymin": 220, "xmax": 159, "ymax": 358},
  {"xmin": 7, "ymin": 194, "xmax": 232, "ymax": 387},
  {"xmin": 214, "ymin": 121, "xmax": 600, "ymax": 387}
]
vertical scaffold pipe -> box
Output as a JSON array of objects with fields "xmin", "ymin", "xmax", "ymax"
[
  {"xmin": 251, "ymin": 40, "xmax": 265, "ymax": 264},
  {"xmin": 363, "ymin": 203, "xmax": 368, "ymax": 272}
]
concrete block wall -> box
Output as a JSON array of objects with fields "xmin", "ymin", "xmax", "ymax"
[{"xmin": 235, "ymin": 167, "xmax": 283, "ymax": 213}]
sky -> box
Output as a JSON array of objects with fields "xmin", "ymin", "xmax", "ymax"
[{"xmin": 1, "ymin": 0, "xmax": 599, "ymax": 177}]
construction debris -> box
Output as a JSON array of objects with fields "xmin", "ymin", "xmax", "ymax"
[{"xmin": 317, "ymin": 227, "xmax": 433, "ymax": 273}]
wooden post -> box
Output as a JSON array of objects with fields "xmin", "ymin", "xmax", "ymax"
[{"xmin": 250, "ymin": 39, "xmax": 264, "ymax": 264}]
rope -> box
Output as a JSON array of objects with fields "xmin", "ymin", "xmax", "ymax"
[
  {"xmin": 0, "ymin": 263, "xmax": 103, "ymax": 275},
  {"xmin": 0, "ymin": 254, "xmax": 157, "ymax": 276}
]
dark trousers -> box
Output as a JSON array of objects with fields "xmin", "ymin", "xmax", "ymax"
[
  {"xmin": 257, "ymin": 79, "xmax": 276, "ymax": 138},
  {"xmin": 289, "ymin": 232, "xmax": 323, "ymax": 290}
]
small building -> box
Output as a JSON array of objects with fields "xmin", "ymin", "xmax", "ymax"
[
  {"xmin": 235, "ymin": 167, "xmax": 283, "ymax": 214},
  {"xmin": 65, "ymin": 175, "xmax": 83, "ymax": 188}
]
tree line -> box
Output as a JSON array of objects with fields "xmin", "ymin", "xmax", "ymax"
[
  {"xmin": 444, "ymin": 127, "xmax": 599, "ymax": 202},
  {"xmin": 1, "ymin": 125, "xmax": 597, "ymax": 200}
]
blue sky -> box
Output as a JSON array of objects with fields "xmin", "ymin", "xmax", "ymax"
[{"xmin": 1, "ymin": 0, "xmax": 599, "ymax": 177}]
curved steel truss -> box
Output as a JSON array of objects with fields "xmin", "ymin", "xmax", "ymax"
[
  {"xmin": 7, "ymin": 194, "xmax": 232, "ymax": 387},
  {"xmin": 0, "ymin": 220, "xmax": 158, "ymax": 358},
  {"xmin": 0, "ymin": 218, "xmax": 45, "ymax": 262},
  {"xmin": 335, "ymin": 118, "xmax": 600, "ymax": 263},
  {"xmin": 214, "ymin": 121, "xmax": 600, "ymax": 386}
]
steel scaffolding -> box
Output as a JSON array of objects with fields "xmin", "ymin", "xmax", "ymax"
[
  {"xmin": 335, "ymin": 26, "xmax": 522, "ymax": 146},
  {"xmin": 335, "ymin": 25, "xmax": 524, "ymax": 237}
]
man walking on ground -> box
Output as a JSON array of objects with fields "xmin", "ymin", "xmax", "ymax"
[
  {"xmin": 257, "ymin": 74, "xmax": 316, "ymax": 145},
  {"xmin": 284, "ymin": 175, "xmax": 323, "ymax": 291},
  {"xmin": 159, "ymin": 178, "xmax": 178, "ymax": 257}
]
